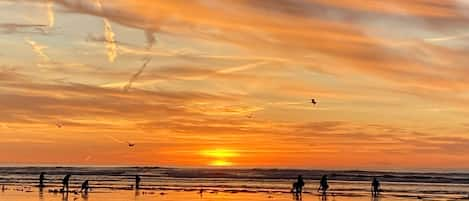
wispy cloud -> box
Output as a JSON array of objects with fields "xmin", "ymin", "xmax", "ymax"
[
  {"xmin": 0, "ymin": 23, "xmax": 47, "ymax": 34},
  {"xmin": 93, "ymin": 0, "xmax": 118, "ymax": 62},
  {"xmin": 216, "ymin": 61, "xmax": 269, "ymax": 74},
  {"xmin": 25, "ymin": 38, "xmax": 50, "ymax": 62},
  {"xmin": 103, "ymin": 19, "xmax": 117, "ymax": 62},
  {"xmin": 46, "ymin": 0, "xmax": 54, "ymax": 28}
]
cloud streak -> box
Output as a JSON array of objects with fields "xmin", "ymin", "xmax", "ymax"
[
  {"xmin": 46, "ymin": 0, "xmax": 54, "ymax": 28},
  {"xmin": 25, "ymin": 38, "xmax": 49, "ymax": 62},
  {"xmin": 92, "ymin": 0, "xmax": 118, "ymax": 62}
]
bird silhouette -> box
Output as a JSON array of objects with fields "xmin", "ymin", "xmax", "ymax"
[
  {"xmin": 127, "ymin": 142, "xmax": 135, "ymax": 147},
  {"xmin": 246, "ymin": 113, "xmax": 254, "ymax": 119},
  {"xmin": 56, "ymin": 122, "xmax": 63, "ymax": 128},
  {"xmin": 311, "ymin": 99, "xmax": 317, "ymax": 105}
]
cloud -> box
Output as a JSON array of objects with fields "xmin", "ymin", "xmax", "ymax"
[
  {"xmin": 46, "ymin": 0, "xmax": 54, "ymax": 28},
  {"xmin": 25, "ymin": 38, "xmax": 50, "ymax": 62},
  {"xmin": 90, "ymin": 0, "xmax": 118, "ymax": 62},
  {"xmin": 45, "ymin": 0, "xmax": 469, "ymax": 97},
  {"xmin": 2, "ymin": 0, "xmax": 469, "ymax": 167},
  {"xmin": 103, "ymin": 19, "xmax": 117, "ymax": 62},
  {"xmin": 0, "ymin": 23, "xmax": 48, "ymax": 34}
]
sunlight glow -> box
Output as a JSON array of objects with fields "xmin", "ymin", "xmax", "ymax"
[
  {"xmin": 200, "ymin": 149, "xmax": 240, "ymax": 158},
  {"xmin": 209, "ymin": 160, "xmax": 233, "ymax": 167}
]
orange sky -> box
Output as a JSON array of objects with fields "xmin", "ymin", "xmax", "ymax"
[{"xmin": 1, "ymin": 0, "xmax": 469, "ymax": 169}]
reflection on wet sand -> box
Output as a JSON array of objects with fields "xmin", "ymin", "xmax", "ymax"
[
  {"xmin": 81, "ymin": 192, "xmax": 89, "ymax": 201},
  {"xmin": 319, "ymin": 194, "xmax": 328, "ymax": 201},
  {"xmin": 38, "ymin": 187, "xmax": 44, "ymax": 201},
  {"xmin": 62, "ymin": 191, "xmax": 68, "ymax": 201},
  {"xmin": 1, "ymin": 186, "xmax": 462, "ymax": 201}
]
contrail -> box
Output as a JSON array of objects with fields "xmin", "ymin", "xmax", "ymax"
[
  {"xmin": 103, "ymin": 19, "xmax": 117, "ymax": 62},
  {"xmin": 393, "ymin": 32, "xmax": 469, "ymax": 48},
  {"xmin": 94, "ymin": 0, "xmax": 117, "ymax": 63},
  {"xmin": 423, "ymin": 32, "xmax": 469, "ymax": 42},
  {"xmin": 217, "ymin": 61, "xmax": 269, "ymax": 74},
  {"xmin": 123, "ymin": 57, "xmax": 152, "ymax": 92},
  {"xmin": 25, "ymin": 38, "xmax": 49, "ymax": 62},
  {"xmin": 105, "ymin": 135, "xmax": 125, "ymax": 144},
  {"xmin": 121, "ymin": 29, "xmax": 155, "ymax": 92},
  {"xmin": 46, "ymin": 0, "xmax": 54, "ymax": 28},
  {"xmin": 145, "ymin": 30, "xmax": 156, "ymax": 50}
]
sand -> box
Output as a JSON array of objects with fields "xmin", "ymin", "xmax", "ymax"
[{"xmin": 0, "ymin": 187, "xmax": 425, "ymax": 201}]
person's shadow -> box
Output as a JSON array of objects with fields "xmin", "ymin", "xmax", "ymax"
[
  {"xmin": 62, "ymin": 192, "xmax": 69, "ymax": 201},
  {"xmin": 81, "ymin": 192, "xmax": 89, "ymax": 201},
  {"xmin": 38, "ymin": 188, "xmax": 44, "ymax": 201},
  {"xmin": 134, "ymin": 189, "xmax": 140, "ymax": 201},
  {"xmin": 318, "ymin": 194, "xmax": 327, "ymax": 201},
  {"xmin": 292, "ymin": 192, "xmax": 302, "ymax": 201}
]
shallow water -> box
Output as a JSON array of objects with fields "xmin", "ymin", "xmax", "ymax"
[
  {"xmin": 0, "ymin": 189, "xmax": 423, "ymax": 201},
  {"xmin": 1, "ymin": 167, "xmax": 469, "ymax": 201}
]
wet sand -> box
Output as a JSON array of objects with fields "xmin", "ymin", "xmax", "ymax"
[{"xmin": 0, "ymin": 187, "xmax": 442, "ymax": 201}]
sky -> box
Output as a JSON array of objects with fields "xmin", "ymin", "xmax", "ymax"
[{"xmin": 1, "ymin": 0, "xmax": 469, "ymax": 169}]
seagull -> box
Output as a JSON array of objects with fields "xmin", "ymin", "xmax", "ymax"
[
  {"xmin": 56, "ymin": 122, "xmax": 63, "ymax": 128},
  {"xmin": 311, "ymin": 99, "xmax": 317, "ymax": 105},
  {"xmin": 246, "ymin": 113, "xmax": 254, "ymax": 119},
  {"xmin": 127, "ymin": 142, "xmax": 135, "ymax": 147}
]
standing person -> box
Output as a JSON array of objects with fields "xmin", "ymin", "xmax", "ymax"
[
  {"xmin": 135, "ymin": 175, "xmax": 141, "ymax": 190},
  {"xmin": 62, "ymin": 174, "xmax": 71, "ymax": 192},
  {"xmin": 39, "ymin": 172, "xmax": 45, "ymax": 188},
  {"xmin": 318, "ymin": 175, "xmax": 329, "ymax": 195},
  {"xmin": 371, "ymin": 177, "xmax": 381, "ymax": 197},
  {"xmin": 295, "ymin": 175, "xmax": 305, "ymax": 194},
  {"xmin": 80, "ymin": 180, "xmax": 90, "ymax": 193}
]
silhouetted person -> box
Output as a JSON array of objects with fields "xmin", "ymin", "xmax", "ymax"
[
  {"xmin": 371, "ymin": 177, "xmax": 380, "ymax": 197},
  {"xmin": 80, "ymin": 180, "xmax": 90, "ymax": 193},
  {"xmin": 292, "ymin": 175, "xmax": 305, "ymax": 194},
  {"xmin": 199, "ymin": 188, "xmax": 204, "ymax": 198},
  {"xmin": 62, "ymin": 174, "xmax": 71, "ymax": 192},
  {"xmin": 135, "ymin": 175, "xmax": 141, "ymax": 190},
  {"xmin": 39, "ymin": 172, "xmax": 45, "ymax": 188},
  {"xmin": 318, "ymin": 175, "xmax": 329, "ymax": 195}
]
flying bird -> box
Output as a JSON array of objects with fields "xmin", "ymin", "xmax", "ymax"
[
  {"xmin": 56, "ymin": 122, "xmax": 63, "ymax": 128},
  {"xmin": 311, "ymin": 99, "xmax": 317, "ymax": 105},
  {"xmin": 246, "ymin": 113, "xmax": 254, "ymax": 119},
  {"xmin": 127, "ymin": 142, "xmax": 135, "ymax": 147}
]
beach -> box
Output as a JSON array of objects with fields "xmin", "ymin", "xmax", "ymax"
[
  {"xmin": 0, "ymin": 188, "xmax": 421, "ymax": 201},
  {"xmin": 1, "ymin": 167, "xmax": 469, "ymax": 201}
]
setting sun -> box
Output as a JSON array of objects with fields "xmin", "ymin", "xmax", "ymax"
[
  {"xmin": 200, "ymin": 149, "xmax": 240, "ymax": 158},
  {"xmin": 200, "ymin": 149, "xmax": 239, "ymax": 166},
  {"xmin": 209, "ymin": 160, "xmax": 234, "ymax": 167}
]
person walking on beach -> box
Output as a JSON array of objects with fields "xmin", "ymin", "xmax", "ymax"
[
  {"xmin": 135, "ymin": 175, "xmax": 141, "ymax": 190},
  {"xmin": 62, "ymin": 174, "xmax": 71, "ymax": 192},
  {"xmin": 39, "ymin": 172, "xmax": 45, "ymax": 188},
  {"xmin": 318, "ymin": 175, "xmax": 329, "ymax": 195},
  {"xmin": 292, "ymin": 175, "xmax": 305, "ymax": 194},
  {"xmin": 80, "ymin": 180, "xmax": 90, "ymax": 194},
  {"xmin": 371, "ymin": 177, "xmax": 380, "ymax": 197}
]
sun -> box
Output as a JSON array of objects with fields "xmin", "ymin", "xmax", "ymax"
[
  {"xmin": 200, "ymin": 149, "xmax": 240, "ymax": 158},
  {"xmin": 200, "ymin": 148, "xmax": 239, "ymax": 167},
  {"xmin": 209, "ymin": 160, "xmax": 233, "ymax": 167}
]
